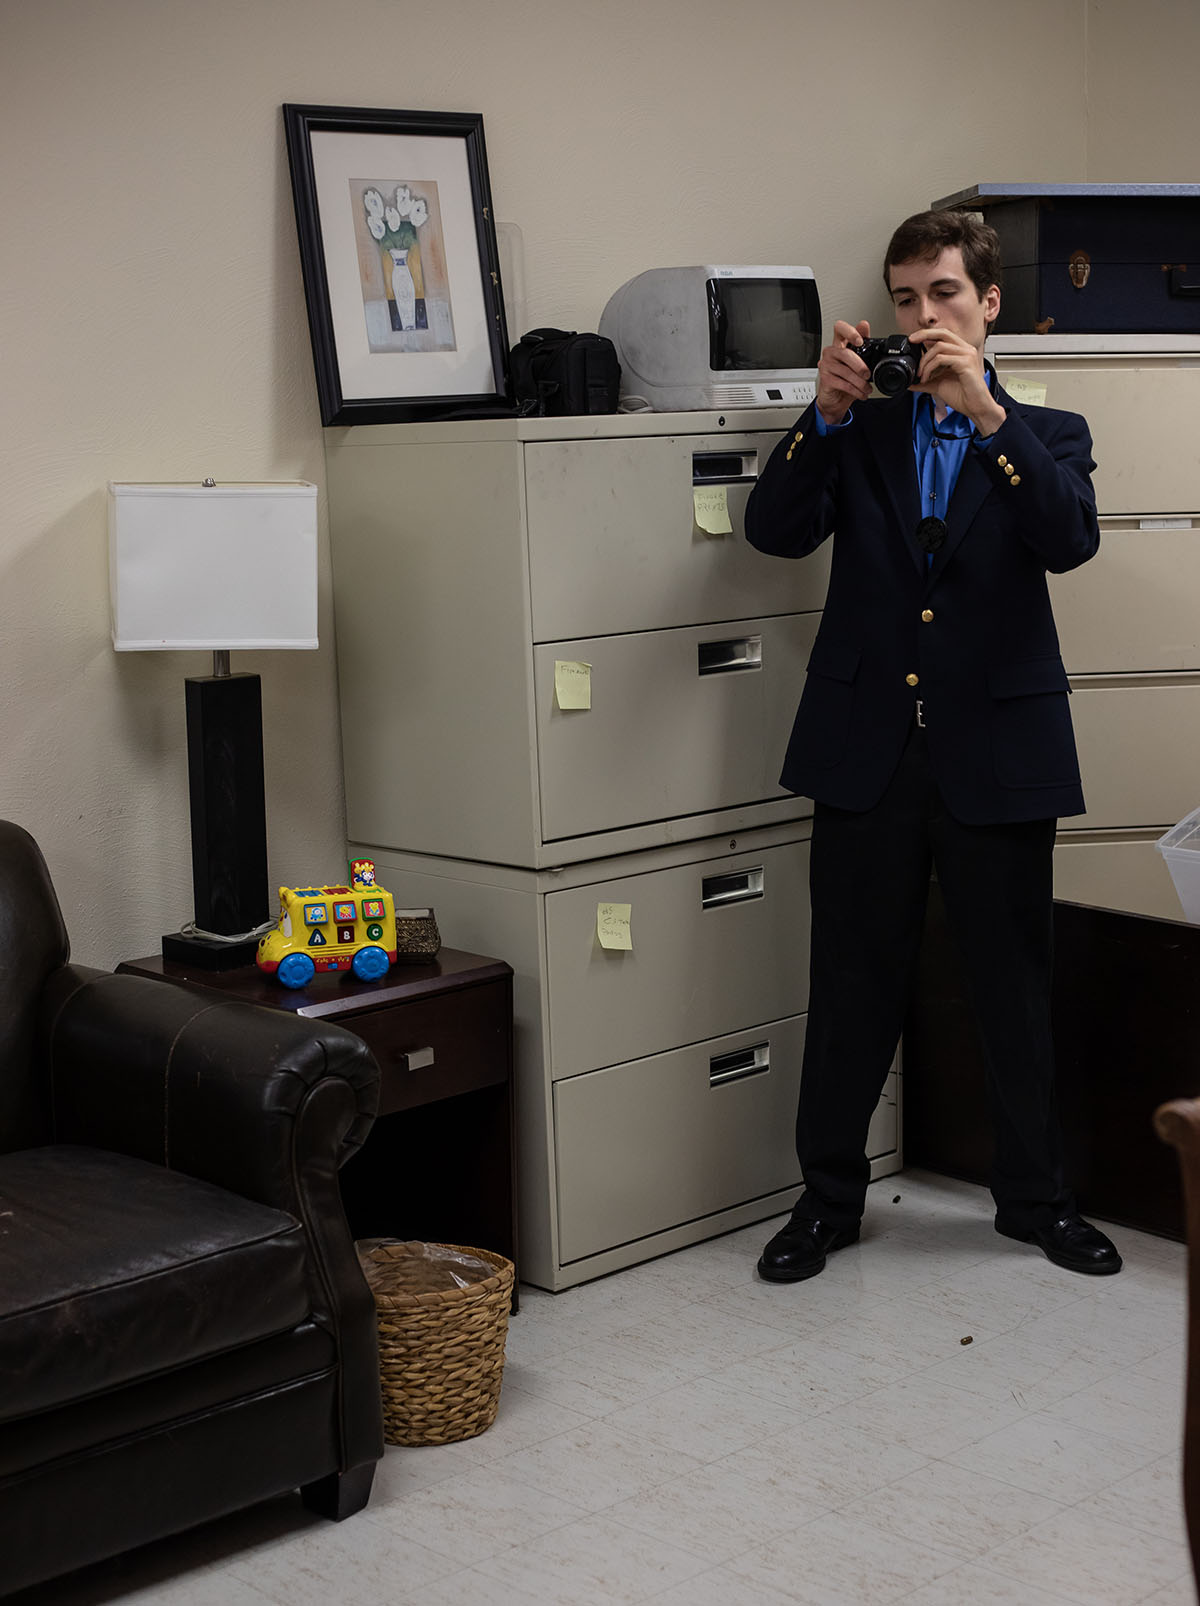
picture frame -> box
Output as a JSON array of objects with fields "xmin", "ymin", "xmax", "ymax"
[{"xmin": 283, "ymin": 104, "xmax": 512, "ymax": 426}]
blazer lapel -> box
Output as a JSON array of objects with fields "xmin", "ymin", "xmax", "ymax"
[
  {"xmin": 928, "ymin": 448, "xmax": 991, "ymax": 581},
  {"xmin": 927, "ymin": 377, "xmax": 1017, "ymax": 583},
  {"xmin": 857, "ymin": 397, "xmax": 925, "ymax": 577}
]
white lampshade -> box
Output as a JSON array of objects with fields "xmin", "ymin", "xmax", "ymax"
[{"xmin": 108, "ymin": 481, "xmax": 319, "ymax": 651}]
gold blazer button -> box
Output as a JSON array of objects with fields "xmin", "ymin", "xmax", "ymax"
[{"xmin": 905, "ymin": 673, "xmax": 919, "ymax": 687}]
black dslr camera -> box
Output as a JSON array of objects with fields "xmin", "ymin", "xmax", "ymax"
[{"xmin": 855, "ymin": 334, "xmax": 922, "ymax": 397}]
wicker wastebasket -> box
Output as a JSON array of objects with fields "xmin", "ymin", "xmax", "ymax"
[{"xmin": 357, "ymin": 1239, "xmax": 514, "ymax": 1447}]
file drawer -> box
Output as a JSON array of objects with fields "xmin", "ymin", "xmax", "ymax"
[
  {"xmin": 555, "ymin": 1016, "xmax": 807, "ymax": 1262},
  {"xmin": 1052, "ymin": 516, "xmax": 1200, "ymax": 674},
  {"xmin": 544, "ymin": 836, "xmax": 810, "ymax": 1079},
  {"xmin": 554, "ymin": 1020, "xmax": 899, "ymax": 1264},
  {"xmin": 535, "ymin": 612, "xmax": 818, "ymax": 841},
  {"xmin": 991, "ymin": 357, "xmax": 1200, "ymax": 514},
  {"xmin": 1053, "ymin": 831, "xmax": 1186, "ymax": 923},
  {"xmin": 1071, "ymin": 679, "xmax": 1200, "ymax": 829},
  {"xmin": 525, "ymin": 432, "xmax": 828, "ymax": 641}
]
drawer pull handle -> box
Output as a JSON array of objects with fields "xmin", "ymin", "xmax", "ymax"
[
  {"xmin": 701, "ymin": 867, "xmax": 764, "ymax": 908},
  {"xmin": 692, "ymin": 450, "xmax": 759, "ymax": 486},
  {"xmin": 396, "ymin": 1045, "xmax": 435, "ymax": 1072},
  {"xmin": 698, "ymin": 636, "xmax": 762, "ymax": 676},
  {"xmin": 710, "ymin": 1042, "xmax": 770, "ymax": 1087}
]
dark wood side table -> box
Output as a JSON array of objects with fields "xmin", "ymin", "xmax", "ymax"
[
  {"xmin": 118, "ymin": 948, "xmax": 518, "ymax": 1307},
  {"xmin": 903, "ymin": 888, "xmax": 1200, "ymax": 1240}
]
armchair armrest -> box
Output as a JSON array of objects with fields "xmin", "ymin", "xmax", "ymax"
[{"xmin": 41, "ymin": 966, "xmax": 379, "ymax": 1214}]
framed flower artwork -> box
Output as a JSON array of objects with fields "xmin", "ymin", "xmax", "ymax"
[{"xmin": 283, "ymin": 105, "xmax": 512, "ymax": 425}]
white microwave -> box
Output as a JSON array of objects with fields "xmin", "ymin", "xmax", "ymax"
[{"xmin": 598, "ymin": 265, "xmax": 821, "ymax": 412}]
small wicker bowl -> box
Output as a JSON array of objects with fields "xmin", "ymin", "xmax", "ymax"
[{"xmin": 358, "ymin": 1240, "xmax": 514, "ymax": 1447}]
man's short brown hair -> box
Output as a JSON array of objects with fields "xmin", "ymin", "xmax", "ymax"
[{"xmin": 883, "ymin": 210, "xmax": 1003, "ymax": 301}]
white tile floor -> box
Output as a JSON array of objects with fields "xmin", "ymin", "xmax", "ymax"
[{"xmin": 15, "ymin": 1171, "xmax": 1196, "ymax": 1605}]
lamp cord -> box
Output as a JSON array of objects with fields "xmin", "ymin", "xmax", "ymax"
[{"xmin": 176, "ymin": 919, "xmax": 275, "ymax": 944}]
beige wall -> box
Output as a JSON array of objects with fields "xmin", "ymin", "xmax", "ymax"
[
  {"xmin": 0, "ymin": 0, "xmax": 1189, "ymax": 966},
  {"xmin": 1085, "ymin": 0, "xmax": 1200, "ymax": 178}
]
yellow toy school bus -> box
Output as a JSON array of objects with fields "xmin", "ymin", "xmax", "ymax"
[{"xmin": 257, "ymin": 859, "xmax": 397, "ymax": 988}]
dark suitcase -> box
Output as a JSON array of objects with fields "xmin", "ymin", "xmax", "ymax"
[{"xmin": 932, "ymin": 183, "xmax": 1200, "ymax": 335}]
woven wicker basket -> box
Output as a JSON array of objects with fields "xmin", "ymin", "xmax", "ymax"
[{"xmin": 359, "ymin": 1240, "xmax": 514, "ymax": 1447}]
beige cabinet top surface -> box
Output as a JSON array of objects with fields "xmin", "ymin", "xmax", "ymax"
[{"xmin": 328, "ymin": 406, "xmax": 801, "ymax": 448}]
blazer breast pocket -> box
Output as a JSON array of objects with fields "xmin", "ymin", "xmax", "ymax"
[
  {"xmin": 988, "ymin": 656, "xmax": 1081, "ymax": 789},
  {"xmin": 791, "ymin": 639, "xmax": 861, "ymax": 770}
]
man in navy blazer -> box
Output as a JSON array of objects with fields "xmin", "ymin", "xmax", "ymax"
[{"xmin": 747, "ymin": 209, "xmax": 1121, "ymax": 1280}]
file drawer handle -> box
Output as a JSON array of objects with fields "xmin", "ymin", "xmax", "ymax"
[
  {"xmin": 710, "ymin": 1042, "xmax": 770, "ymax": 1087},
  {"xmin": 701, "ymin": 867, "xmax": 764, "ymax": 908},
  {"xmin": 395, "ymin": 1045, "xmax": 435, "ymax": 1073},
  {"xmin": 698, "ymin": 636, "xmax": 762, "ymax": 675},
  {"xmin": 692, "ymin": 450, "xmax": 759, "ymax": 486}
]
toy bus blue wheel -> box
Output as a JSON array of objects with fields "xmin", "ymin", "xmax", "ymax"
[
  {"xmin": 352, "ymin": 944, "xmax": 390, "ymax": 982},
  {"xmin": 277, "ymin": 953, "xmax": 316, "ymax": 989}
]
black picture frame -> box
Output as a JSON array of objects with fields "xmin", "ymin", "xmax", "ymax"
[{"xmin": 283, "ymin": 104, "xmax": 512, "ymax": 426}]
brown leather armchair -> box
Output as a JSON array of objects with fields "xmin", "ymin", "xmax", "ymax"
[{"xmin": 0, "ymin": 821, "xmax": 384, "ymax": 1598}]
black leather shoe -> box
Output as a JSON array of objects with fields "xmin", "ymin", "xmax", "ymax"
[
  {"xmin": 995, "ymin": 1213, "xmax": 1122, "ymax": 1275},
  {"xmin": 757, "ymin": 1216, "xmax": 860, "ymax": 1283}
]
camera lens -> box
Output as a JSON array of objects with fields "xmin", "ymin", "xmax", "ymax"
[{"xmin": 872, "ymin": 352, "xmax": 918, "ymax": 397}]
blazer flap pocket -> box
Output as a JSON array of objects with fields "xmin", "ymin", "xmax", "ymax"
[
  {"xmin": 989, "ymin": 656, "xmax": 1071, "ymax": 700},
  {"xmin": 806, "ymin": 639, "xmax": 861, "ymax": 684}
]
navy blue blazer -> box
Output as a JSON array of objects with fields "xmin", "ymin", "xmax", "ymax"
[{"xmin": 745, "ymin": 381, "xmax": 1100, "ymax": 825}]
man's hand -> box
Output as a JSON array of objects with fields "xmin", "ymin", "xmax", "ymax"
[
  {"xmin": 909, "ymin": 328, "xmax": 1006, "ymax": 435},
  {"xmin": 816, "ymin": 319, "xmax": 872, "ymax": 427}
]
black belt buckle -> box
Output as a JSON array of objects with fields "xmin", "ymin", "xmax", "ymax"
[{"xmin": 915, "ymin": 699, "xmax": 925, "ymax": 728}]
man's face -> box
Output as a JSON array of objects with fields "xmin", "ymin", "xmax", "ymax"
[{"xmin": 887, "ymin": 245, "xmax": 1000, "ymax": 355}]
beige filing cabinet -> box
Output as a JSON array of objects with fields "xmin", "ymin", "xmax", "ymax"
[
  {"xmin": 325, "ymin": 410, "xmax": 902, "ymax": 1291},
  {"xmin": 991, "ymin": 336, "xmax": 1200, "ymax": 921}
]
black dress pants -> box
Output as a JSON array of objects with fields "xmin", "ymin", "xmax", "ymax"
[{"xmin": 793, "ymin": 719, "xmax": 1074, "ymax": 1234}]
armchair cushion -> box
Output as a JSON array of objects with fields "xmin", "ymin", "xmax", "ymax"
[{"xmin": 0, "ymin": 1145, "xmax": 309, "ymax": 1423}]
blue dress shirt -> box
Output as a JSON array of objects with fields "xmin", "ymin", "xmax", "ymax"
[{"xmin": 814, "ymin": 370, "xmax": 998, "ymax": 565}]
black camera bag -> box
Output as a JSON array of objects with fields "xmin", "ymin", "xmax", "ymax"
[{"xmin": 509, "ymin": 328, "xmax": 621, "ymax": 416}]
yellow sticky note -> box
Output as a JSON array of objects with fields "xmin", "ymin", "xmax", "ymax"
[
  {"xmin": 693, "ymin": 484, "xmax": 733, "ymax": 535},
  {"xmin": 1004, "ymin": 376, "xmax": 1048, "ymax": 407},
  {"xmin": 596, "ymin": 902, "xmax": 632, "ymax": 951},
  {"xmin": 554, "ymin": 660, "xmax": 591, "ymax": 710}
]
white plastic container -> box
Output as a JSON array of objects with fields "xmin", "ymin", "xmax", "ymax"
[{"xmin": 1157, "ymin": 804, "xmax": 1200, "ymax": 923}]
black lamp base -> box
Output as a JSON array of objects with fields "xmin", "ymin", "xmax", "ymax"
[
  {"xmin": 172, "ymin": 670, "xmax": 270, "ymax": 968},
  {"xmin": 161, "ymin": 930, "xmax": 261, "ymax": 970}
]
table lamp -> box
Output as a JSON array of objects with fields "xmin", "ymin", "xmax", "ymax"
[{"xmin": 109, "ymin": 479, "xmax": 319, "ymax": 967}]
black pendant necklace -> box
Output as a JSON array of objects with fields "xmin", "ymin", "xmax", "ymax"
[
  {"xmin": 915, "ymin": 422, "xmax": 952, "ymax": 554},
  {"xmin": 915, "ymin": 515, "xmax": 947, "ymax": 554}
]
